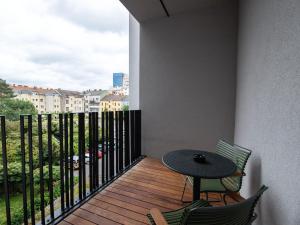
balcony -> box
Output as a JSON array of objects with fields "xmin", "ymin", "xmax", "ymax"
[
  {"xmin": 0, "ymin": 0, "xmax": 299, "ymax": 224},
  {"xmin": 0, "ymin": 111, "xmax": 247, "ymax": 225}
]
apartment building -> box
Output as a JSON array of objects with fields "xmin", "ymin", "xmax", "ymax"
[
  {"xmin": 83, "ymin": 89, "xmax": 109, "ymax": 113},
  {"xmin": 57, "ymin": 89, "xmax": 84, "ymax": 113},
  {"xmin": 12, "ymin": 85, "xmax": 49, "ymax": 113},
  {"xmin": 10, "ymin": 84, "xmax": 84, "ymax": 113},
  {"xmin": 45, "ymin": 91, "xmax": 63, "ymax": 113},
  {"xmin": 100, "ymin": 94, "xmax": 129, "ymax": 112}
]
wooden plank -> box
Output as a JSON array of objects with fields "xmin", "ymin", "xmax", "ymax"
[
  {"xmin": 122, "ymin": 174, "xmax": 186, "ymax": 191},
  {"xmin": 114, "ymin": 179, "xmax": 191, "ymax": 201},
  {"xmin": 110, "ymin": 182, "xmax": 185, "ymax": 206},
  {"xmin": 81, "ymin": 203, "xmax": 146, "ymax": 225},
  {"xmin": 64, "ymin": 214, "xmax": 96, "ymax": 225},
  {"xmin": 118, "ymin": 176, "xmax": 187, "ymax": 196},
  {"xmin": 133, "ymin": 166, "xmax": 182, "ymax": 177},
  {"xmin": 60, "ymin": 221, "xmax": 72, "ymax": 225},
  {"xmin": 106, "ymin": 185, "xmax": 181, "ymax": 210},
  {"xmin": 73, "ymin": 209, "xmax": 120, "ymax": 225},
  {"xmin": 88, "ymin": 198, "xmax": 149, "ymax": 224},
  {"xmin": 101, "ymin": 190, "xmax": 171, "ymax": 212},
  {"xmin": 124, "ymin": 171, "xmax": 185, "ymax": 187},
  {"xmin": 94, "ymin": 194, "xmax": 149, "ymax": 215},
  {"xmin": 128, "ymin": 169, "xmax": 185, "ymax": 183}
]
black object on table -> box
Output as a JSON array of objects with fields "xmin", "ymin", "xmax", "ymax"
[{"xmin": 162, "ymin": 149, "xmax": 237, "ymax": 201}]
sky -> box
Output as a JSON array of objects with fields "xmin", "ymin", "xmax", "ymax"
[{"xmin": 0, "ymin": 0, "xmax": 129, "ymax": 91}]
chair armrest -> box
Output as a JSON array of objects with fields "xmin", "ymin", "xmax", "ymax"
[{"xmin": 150, "ymin": 208, "xmax": 169, "ymax": 225}]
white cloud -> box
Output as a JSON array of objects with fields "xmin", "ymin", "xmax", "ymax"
[{"xmin": 0, "ymin": 0, "xmax": 129, "ymax": 91}]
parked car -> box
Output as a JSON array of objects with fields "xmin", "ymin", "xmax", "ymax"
[
  {"xmin": 85, "ymin": 150, "xmax": 103, "ymax": 164},
  {"xmin": 67, "ymin": 155, "xmax": 79, "ymax": 169}
]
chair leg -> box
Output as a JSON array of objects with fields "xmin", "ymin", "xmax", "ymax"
[{"xmin": 181, "ymin": 177, "xmax": 188, "ymax": 202}]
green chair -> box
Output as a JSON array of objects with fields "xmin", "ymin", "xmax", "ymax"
[
  {"xmin": 181, "ymin": 139, "xmax": 252, "ymax": 204},
  {"xmin": 148, "ymin": 185, "xmax": 268, "ymax": 225}
]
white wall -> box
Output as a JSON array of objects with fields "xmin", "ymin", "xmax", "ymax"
[
  {"xmin": 129, "ymin": 15, "xmax": 140, "ymax": 110},
  {"xmin": 139, "ymin": 2, "xmax": 238, "ymax": 158},
  {"xmin": 235, "ymin": 0, "xmax": 300, "ymax": 224}
]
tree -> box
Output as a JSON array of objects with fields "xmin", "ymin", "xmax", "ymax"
[
  {"xmin": 122, "ymin": 104, "xmax": 129, "ymax": 111},
  {"xmin": 0, "ymin": 79, "xmax": 14, "ymax": 98},
  {"xmin": 0, "ymin": 98, "xmax": 37, "ymax": 121}
]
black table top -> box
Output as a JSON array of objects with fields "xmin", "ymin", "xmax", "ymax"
[{"xmin": 162, "ymin": 150, "xmax": 237, "ymax": 179}]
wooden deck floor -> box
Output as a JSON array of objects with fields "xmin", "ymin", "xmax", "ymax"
[{"xmin": 60, "ymin": 157, "xmax": 242, "ymax": 225}]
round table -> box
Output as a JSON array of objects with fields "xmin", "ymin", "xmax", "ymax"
[{"xmin": 162, "ymin": 149, "xmax": 237, "ymax": 201}]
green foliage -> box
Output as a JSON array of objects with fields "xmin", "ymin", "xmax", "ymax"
[
  {"xmin": 0, "ymin": 162, "xmax": 27, "ymax": 183},
  {"xmin": 0, "ymin": 98, "xmax": 37, "ymax": 121},
  {"xmin": 122, "ymin": 104, "xmax": 129, "ymax": 111},
  {"xmin": 33, "ymin": 165, "xmax": 60, "ymax": 185},
  {"xmin": 0, "ymin": 79, "xmax": 14, "ymax": 98},
  {"xmin": 10, "ymin": 206, "xmax": 24, "ymax": 225}
]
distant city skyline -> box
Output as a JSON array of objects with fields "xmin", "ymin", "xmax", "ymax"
[{"xmin": 0, "ymin": 0, "xmax": 129, "ymax": 91}]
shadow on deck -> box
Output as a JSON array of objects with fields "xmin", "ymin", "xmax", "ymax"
[{"xmin": 60, "ymin": 157, "xmax": 243, "ymax": 225}]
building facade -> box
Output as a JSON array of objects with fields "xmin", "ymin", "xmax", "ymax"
[
  {"xmin": 100, "ymin": 94, "xmax": 129, "ymax": 112},
  {"xmin": 11, "ymin": 85, "xmax": 84, "ymax": 113},
  {"xmin": 83, "ymin": 89, "xmax": 109, "ymax": 113},
  {"xmin": 113, "ymin": 73, "xmax": 124, "ymax": 87},
  {"xmin": 56, "ymin": 90, "xmax": 84, "ymax": 113}
]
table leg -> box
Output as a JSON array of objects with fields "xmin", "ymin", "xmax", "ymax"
[{"xmin": 193, "ymin": 177, "xmax": 201, "ymax": 201}]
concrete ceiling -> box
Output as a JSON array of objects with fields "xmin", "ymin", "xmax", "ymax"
[{"xmin": 120, "ymin": 0, "xmax": 221, "ymax": 22}]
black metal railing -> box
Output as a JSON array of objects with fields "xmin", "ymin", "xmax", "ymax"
[{"xmin": 0, "ymin": 110, "xmax": 142, "ymax": 225}]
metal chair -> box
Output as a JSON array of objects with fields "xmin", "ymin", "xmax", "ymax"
[
  {"xmin": 148, "ymin": 185, "xmax": 268, "ymax": 225},
  {"xmin": 181, "ymin": 139, "xmax": 252, "ymax": 204}
]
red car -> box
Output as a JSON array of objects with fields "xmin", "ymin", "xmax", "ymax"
[{"xmin": 85, "ymin": 150, "xmax": 103, "ymax": 163}]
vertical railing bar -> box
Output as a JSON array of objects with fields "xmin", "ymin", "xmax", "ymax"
[
  {"xmin": 136, "ymin": 110, "xmax": 142, "ymax": 158},
  {"xmin": 28, "ymin": 115, "xmax": 35, "ymax": 225},
  {"xmin": 64, "ymin": 114, "xmax": 69, "ymax": 209},
  {"xmin": 101, "ymin": 112, "xmax": 105, "ymax": 185},
  {"xmin": 130, "ymin": 110, "xmax": 135, "ymax": 162},
  {"xmin": 38, "ymin": 115, "xmax": 45, "ymax": 225},
  {"xmin": 78, "ymin": 113, "xmax": 83, "ymax": 200},
  {"xmin": 69, "ymin": 113, "xmax": 74, "ymax": 206},
  {"xmin": 88, "ymin": 112, "xmax": 93, "ymax": 192},
  {"xmin": 93, "ymin": 112, "xmax": 97, "ymax": 189},
  {"xmin": 115, "ymin": 111, "xmax": 119, "ymax": 174},
  {"xmin": 81, "ymin": 113, "xmax": 86, "ymax": 197},
  {"xmin": 109, "ymin": 111, "xmax": 114, "ymax": 179},
  {"xmin": 92, "ymin": 112, "xmax": 97, "ymax": 189},
  {"xmin": 47, "ymin": 114, "xmax": 54, "ymax": 220},
  {"xmin": 59, "ymin": 113, "xmax": 65, "ymax": 212},
  {"xmin": 105, "ymin": 111, "xmax": 109, "ymax": 181},
  {"xmin": 1, "ymin": 116, "xmax": 11, "ymax": 225},
  {"xmin": 118, "ymin": 111, "xmax": 123, "ymax": 171},
  {"xmin": 124, "ymin": 111, "xmax": 130, "ymax": 167},
  {"xmin": 20, "ymin": 115, "xmax": 28, "ymax": 225},
  {"xmin": 95, "ymin": 112, "xmax": 99, "ymax": 187},
  {"xmin": 94, "ymin": 113, "xmax": 97, "ymax": 189}
]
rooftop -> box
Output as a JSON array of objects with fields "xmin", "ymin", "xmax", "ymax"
[{"xmin": 101, "ymin": 94, "xmax": 128, "ymax": 102}]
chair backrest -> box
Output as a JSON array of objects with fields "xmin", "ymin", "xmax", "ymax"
[
  {"xmin": 216, "ymin": 139, "xmax": 252, "ymax": 192},
  {"xmin": 180, "ymin": 185, "xmax": 268, "ymax": 225}
]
